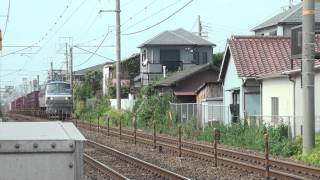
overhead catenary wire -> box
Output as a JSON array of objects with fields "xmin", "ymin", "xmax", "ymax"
[
  {"xmin": 122, "ymin": 0, "xmax": 193, "ymax": 36},
  {"xmin": 74, "ymin": 30, "xmax": 112, "ymax": 67}
]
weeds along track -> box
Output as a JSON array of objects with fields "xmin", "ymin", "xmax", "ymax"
[
  {"xmin": 77, "ymin": 121, "xmax": 320, "ymax": 180},
  {"xmin": 8, "ymin": 114, "xmax": 320, "ymax": 180},
  {"xmin": 85, "ymin": 140, "xmax": 190, "ymax": 180}
]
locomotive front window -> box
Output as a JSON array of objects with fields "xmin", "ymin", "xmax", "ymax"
[{"xmin": 47, "ymin": 83, "xmax": 71, "ymax": 94}]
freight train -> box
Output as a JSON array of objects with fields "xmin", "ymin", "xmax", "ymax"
[{"xmin": 10, "ymin": 81, "xmax": 72, "ymax": 120}]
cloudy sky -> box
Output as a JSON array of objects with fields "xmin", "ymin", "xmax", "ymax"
[{"xmin": 0, "ymin": 0, "xmax": 301, "ymax": 86}]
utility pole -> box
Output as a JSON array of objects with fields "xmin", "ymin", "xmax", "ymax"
[
  {"xmin": 198, "ymin": 15, "xmax": 202, "ymax": 37},
  {"xmin": 302, "ymin": 0, "xmax": 315, "ymax": 154},
  {"xmin": 116, "ymin": 0, "xmax": 121, "ymax": 110},
  {"xmin": 69, "ymin": 47, "xmax": 74, "ymax": 112},
  {"xmin": 99, "ymin": 1, "xmax": 121, "ymax": 109},
  {"xmin": 50, "ymin": 62, "xmax": 54, "ymax": 81},
  {"xmin": 65, "ymin": 43, "xmax": 69, "ymax": 82}
]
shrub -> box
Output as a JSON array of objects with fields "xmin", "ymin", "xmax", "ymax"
[
  {"xmin": 294, "ymin": 133, "xmax": 320, "ymax": 166},
  {"xmin": 133, "ymin": 84, "xmax": 175, "ymax": 130},
  {"xmin": 107, "ymin": 109, "xmax": 132, "ymax": 127}
]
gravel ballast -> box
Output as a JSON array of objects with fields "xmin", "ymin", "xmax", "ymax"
[{"xmin": 82, "ymin": 128, "xmax": 264, "ymax": 180}]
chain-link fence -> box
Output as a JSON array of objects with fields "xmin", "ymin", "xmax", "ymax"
[
  {"xmin": 169, "ymin": 102, "xmax": 224, "ymax": 128},
  {"xmin": 169, "ymin": 106, "xmax": 320, "ymax": 139}
]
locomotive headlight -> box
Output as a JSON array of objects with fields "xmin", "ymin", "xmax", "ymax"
[{"xmin": 47, "ymin": 97, "xmax": 54, "ymax": 100}]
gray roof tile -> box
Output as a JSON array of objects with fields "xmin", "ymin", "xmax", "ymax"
[
  {"xmin": 138, "ymin": 28, "xmax": 215, "ymax": 47},
  {"xmin": 156, "ymin": 63, "xmax": 219, "ymax": 87},
  {"xmin": 252, "ymin": 3, "xmax": 320, "ymax": 31}
]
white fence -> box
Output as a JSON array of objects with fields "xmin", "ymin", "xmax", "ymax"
[
  {"xmin": 110, "ymin": 94, "xmax": 135, "ymax": 111},
  {"xmin": 169, "ymin": 102, "xmax": 224, "ymax": 128}
]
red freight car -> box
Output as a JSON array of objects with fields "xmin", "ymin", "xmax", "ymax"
[{"xmin": 26, "ymin": 91, "xmax": 40, "ymax": 109}]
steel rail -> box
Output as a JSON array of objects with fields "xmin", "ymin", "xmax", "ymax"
[
  {"xmin": 77, "ymin": 121, "xmax": 320, "ymax": 179},
  {"xmin": 86, "ymin": 140, "xmax": 190, "ymax": 180},
  {"xmin": 83, "ymin": 153, "xmax": 129, "ymax": 180},
  {"xmin": 9, "ymin": 116, "xmax": 320, "ymax": 180}
]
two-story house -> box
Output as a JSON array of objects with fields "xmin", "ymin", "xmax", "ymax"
[
  {"xmin": 136, "ymin": 28, "xmax": 215, "ymax": 86},
  {"xmin": 252, "ymin": 3, "xmax": 320, "ymax": 37}
]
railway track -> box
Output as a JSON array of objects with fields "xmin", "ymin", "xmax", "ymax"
[
  {"xmin": 85, "ymin": 140, "xmax": 190, "ymax": 180},
  {"xmin": 8, "ymin": 114, "xmax": 320, "ymax": 179},
  {"xmin": 77, "ymin": 121, "xmax": 320, "ymax": 180},
  {"xmin": 84, "ymin": 153, "xmax": 129, "ymax": 180}
]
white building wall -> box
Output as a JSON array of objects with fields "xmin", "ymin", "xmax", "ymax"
[
  {"xmin": 223, "ymin": 56, "xmax": 243, "ymax": 124},
  {"xmin": 294, "ymin": 72, "xmax": 320, "ymax": 117},
  {"xmin": 110, "ymin": 94, "xmax": 135, "ymax": 111},
  {"xmin": 262, "ymin": 77, "xmax": 294, "ymax": 119},
  {"xmin": 102, "ymin": 65, "xmax": 111, "ymax": 95}
]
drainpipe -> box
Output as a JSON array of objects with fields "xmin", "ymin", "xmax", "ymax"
[
  {"xmin": 260, "ymin": 80, "xmax": 263, "ymax": 117},
  {"xmin": 289, "ymin": 74, "xmax": 296, "ymax": 138}
]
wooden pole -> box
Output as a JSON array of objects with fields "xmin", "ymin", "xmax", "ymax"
[
  {"xmin": 153, "ymin": 122, "xmax": 156, "ymax": 149},
  {"xmin": 89, "ymin": 116, "xmax": 92, "ymax": 131},
  {"xmin": 107, "ymin": 117, "xmax": 110, "ymax": 136},
  {"xmin": 134, "ymin": 117, "xmax": 137, "ymax": 144},
  {"xmin": 213, "ymin": 128, "xmax": 218, "ymax": 167},
  {"xmin": 264, "ymin": 134, "xmax": 270, "ymax": 179},
  {"xmin": 179, "ymin": 126, "xmax": 182, "ymax": 157},
  {"xmin": 98, "ymin": 117, "xmax": 100, "ymax": 133},
  {"xmin": 119, "ymin": 118, "xmax": 122, "ymax": 140}
]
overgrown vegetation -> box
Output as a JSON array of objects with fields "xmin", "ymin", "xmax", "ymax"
[
  {"xmin": 195, "ymin": 122, "xmax": 302, "ymax": 157},
  {"xmin": 133, "ymin": 84, "xmax": 176, "ymax": 130},
  {"xmin": 294, "ymin": 133, "xmax": 320, "ymax": 166},
  {"xmin": 74, "ymin": 74, "xmax": 318, "ymax": 166}
]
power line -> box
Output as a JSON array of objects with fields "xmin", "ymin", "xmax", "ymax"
[
  {"xmin": 122, "ymin": 0, "xmax": 184, "ymax": 33},
  {"xmin": 122, "ymin": 0, "xmax": 193, "ymax": 36},
  {"xmin": 122, "ymin": 0, "xmax": 136, "ymax": 8},
  {"xmin": 74, "ymin": 46, "xmax": 115, "ymax": 62},
  {"xmin": 74, "ymin": 30, "xmax": 112, "ymax": 67},
  {"xmin": 121, "ymin": 0, "xmax": 159, "ymax": 26},
  {"xmin": 0, "ymin": 0, "xmax": 74, "ymax": 58},
  {"xmin": 1, "ymin": 46, "xmax": 38, "ymax": 58},
  {"xmin": 0, "ymin": 58, "xmax": 28, "ymax": 78},
  {"xmin": 35, "ymin": 0, "xmax": 87, "ymax": 54},
  {"xmin": 76, "ymin": 0, "xmax": 100, "ymax": 36},
  {"xmin": 3, "ymin": 0, "xmax": 11, "ymax": 39}
]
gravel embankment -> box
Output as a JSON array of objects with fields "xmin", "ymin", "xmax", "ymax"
[{"xmin": 82, "ymin": 128, "xmax": 264, "ymax": 180}]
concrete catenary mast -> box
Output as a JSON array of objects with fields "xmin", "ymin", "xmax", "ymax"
[
  {"xmin": 115, "ymin": 0, "xmax": 121, "ymax": 110},
  {"xmin": 302, "ymin": 0, "xmax": 316, "ymax": 154}
]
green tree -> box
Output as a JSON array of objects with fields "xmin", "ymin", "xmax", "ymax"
[
  {"xmin": 84, "ymin": 70, "xmax": 103, "ymax": 97},
  {"xmin": 212, "ymin": 52, "xmax": 224, "ymax": 67},
  {"xmin": 74, "ymin": 70, "xmax": 103, "ymax": 101}
]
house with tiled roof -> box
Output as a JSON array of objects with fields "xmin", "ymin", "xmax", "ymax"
[
  {"xmin": 156, "ymin": 63, "xmax": 221, "ymax": 103},
  {"xmin": 137, "ymin": 28, "xmax": 216, "ymax": 86},
  {"xmin": 252, "ymin": 3, "xmax": 320, "ymax": 36},
  {"xmin": 219, "ymin": 35, "xmax": 320, "ymax": 132}
]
